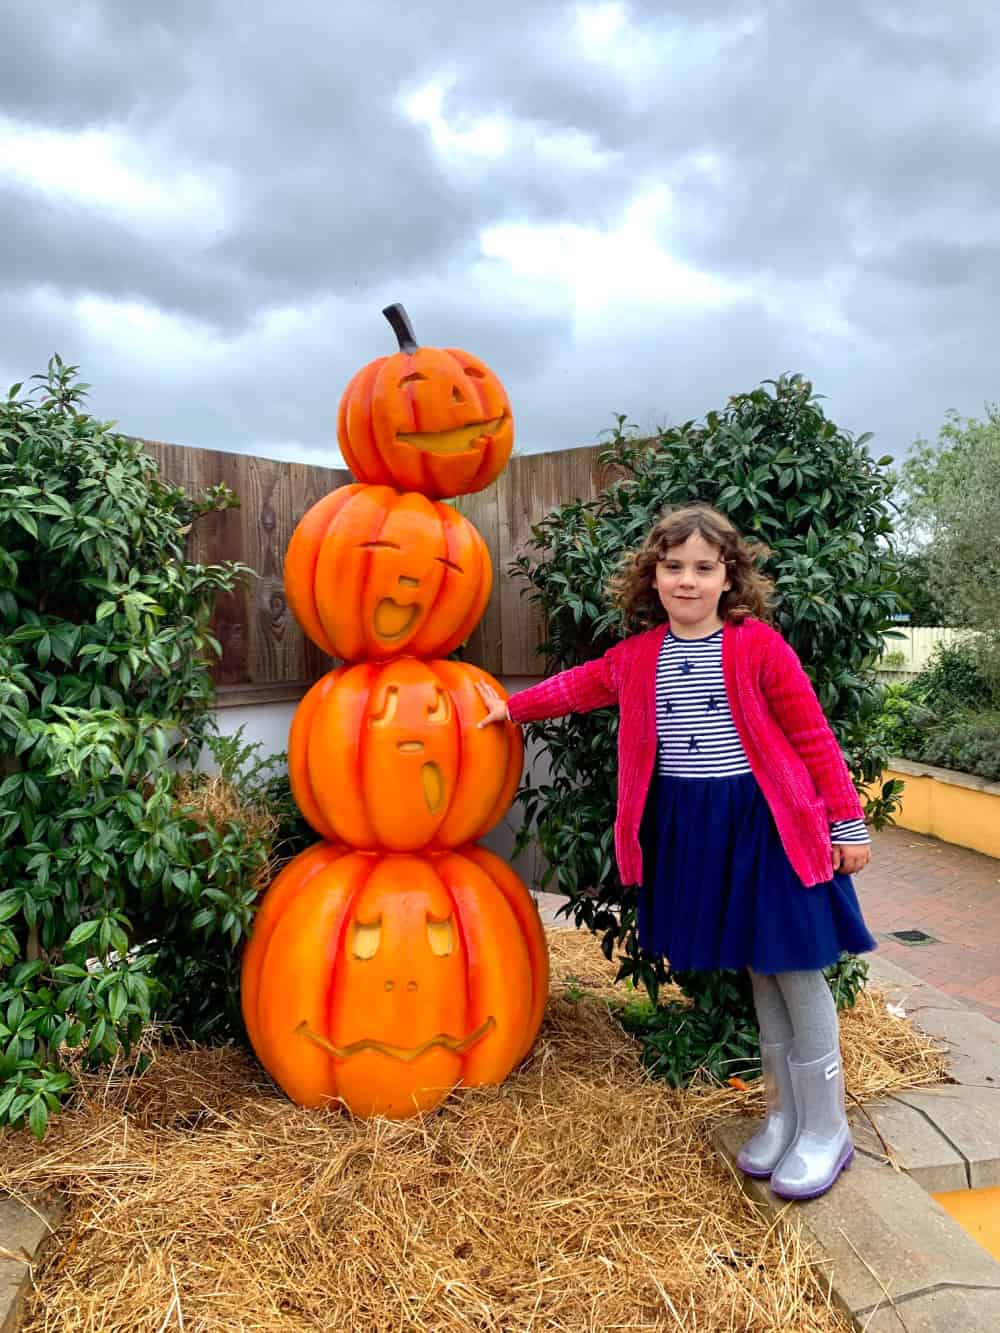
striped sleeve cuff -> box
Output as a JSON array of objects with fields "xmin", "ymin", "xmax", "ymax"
[{"xmin": 829, "ymin": 817, "xmax": 870, "ymax": 845}]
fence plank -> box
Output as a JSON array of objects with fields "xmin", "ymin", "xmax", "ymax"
[
  {"xmin": 139, "ymin": 438, "xmax": 349, "ymax": 699},
  {"xmin": 877, "ymin": 626, "xmax": 972, "ymax": 675},
  {"xmin": 138, "ymin": 436, "xmax": 616, "ymax": 690},
  {"xmin": 453, "ymin": 485, "xmax": 503, "ymax": 675},
  {"xmin": 495, "ymin": 445, "xmax": 620, "ymax": 675}
]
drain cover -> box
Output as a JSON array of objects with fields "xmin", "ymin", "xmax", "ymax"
[{"xmin": 888, "ymin": 929, "xmax": 938, "ymax": 945}]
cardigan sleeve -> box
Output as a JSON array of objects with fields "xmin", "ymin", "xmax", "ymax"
[
  {"xmin": 759, "ymin": 631, "xmax": 865, "ymax": 824},
  {"xmin": 506, "ymin": 648, "xmax": 620, "ymax": 724}
]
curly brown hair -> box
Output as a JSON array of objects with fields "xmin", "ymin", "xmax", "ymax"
[{"xmin": 607, "ymin": 502, "xmax": 775, "ymax": 631}]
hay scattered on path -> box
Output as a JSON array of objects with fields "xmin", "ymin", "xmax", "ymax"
[{"xmin": 0, "ymin": 931, "xmax": 948, "ymax": 1333}]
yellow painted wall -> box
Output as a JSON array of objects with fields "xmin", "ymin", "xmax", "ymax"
[{"xmin": 878, "ymin": 766, "xmax": 1000, "ymax": 861}]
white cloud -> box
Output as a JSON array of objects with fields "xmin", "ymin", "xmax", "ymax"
[
  {"xmin": 402, "ymin": 78, "xmax": 513, "ymax": 161},
  {"xmin": 0, "ymin": 117, "xmax": 226, "ymax": 236},
  {"xmin": 481, "ymin": 184, "xmax": 746, "ymax": 326}
]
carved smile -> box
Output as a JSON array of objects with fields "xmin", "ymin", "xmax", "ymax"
[
  {"xmin": 373, "ymin": 598, "xmax": 420, "ymax": 639},
  {"xmin": 396, "ymin": 415, "xmax": 505, "ymax": 456},
  {"xmin": 296, "ymin": 1014, "xmax": 496, "ymax": 1062}
]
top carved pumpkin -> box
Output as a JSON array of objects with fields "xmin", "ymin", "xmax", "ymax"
[{"xmin": 338, "ymin": 304, "xmax": 514, "ymax": 499}]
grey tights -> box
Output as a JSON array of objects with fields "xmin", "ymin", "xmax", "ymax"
[{"xmin": 748, "ymin": 968, "xmax": 839, "ymax": 1062}]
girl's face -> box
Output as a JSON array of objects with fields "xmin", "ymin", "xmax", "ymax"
[{"xmin": 654, "ymin": 532, "xmax": 731, "ymax": 637}]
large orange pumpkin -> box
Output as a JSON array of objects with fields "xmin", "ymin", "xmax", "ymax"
[
  {"xmin": 338, "ymin": 304, "xmax": 514, "ymax": 499},
  {"xmin": 241, "ymin": 842, "xmax": 548, "ymax": 1117},
  {"xmin": 284, "ymin": 482, "xmax": 492, "ymax": 661},
  {"xmin": 288, "ymin": 658, "xmax": 522, "ymax": 850}
]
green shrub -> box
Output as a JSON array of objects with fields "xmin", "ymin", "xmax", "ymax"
[
  {"xmin": 913, "ymin": 712, "xmax": 1000, "ymax": 782},
  {"xmin": 616, "ymin": 955, "xmax": 870, "ymax": 1087},
  {"xmin": 917, "ymin": 640, "xmax": 994, "ymax": 713},
  {"xmin": 512, "ymin": 376, "xmax": 902, "ymax": 1083},
  {"xmin": 869, "ymin": 641, "xmax": 1000, "ymax": 779},
  {"xmin": 134, "ymin": 730, "xmax": 301, "ymax": 1045},
  {"xmin": 869, "ymin": 681, "xmax": 935, "ymax": 758},
  {"xmin": 0, "ymin": 358, "xmax": 255, "ymax": 1135}
]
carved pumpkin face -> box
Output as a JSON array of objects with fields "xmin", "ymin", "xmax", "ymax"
[
  {"xmin": 241, "ymin": 843, "xmax": 549, "ymax": 1117},
  {"xmin": 337, "ymin": 306, "xmax": 514, "ymax": 499},
  {"xmin": 288, "ymin": 659, "xmax": 522, "ymax": 851},
  {"xmin": 284, "ymin": 483, "xmax": 492, "ymax": 661}
]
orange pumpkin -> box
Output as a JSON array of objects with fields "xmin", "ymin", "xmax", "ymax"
[
  {"xmin": 338, "ymin": 304, "xmax": 514, "ymax": 499},
  {"xmin": 284, "ymin": 482, "xmax": 492, "ymax": 661},
  {"xmin": 288, "ymin": 658, "xmax": 522, "ymax": 851},
  {"xmin": 241, "ymin": 842, "xmax": 549, "ymax": 1117}
]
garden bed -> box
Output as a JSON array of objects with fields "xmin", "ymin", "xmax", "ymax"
[
  {"xmin": 883, "ymin": 758, "xmax": 1000, "ymax": 860},
  {"xmin": 0, "ymin": 930, "xmax": 947, "ymax": 1333}
]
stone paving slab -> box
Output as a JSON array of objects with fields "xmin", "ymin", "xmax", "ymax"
[
  {"xmin": 860, "ymin": 1286, "xmax": 1000, "ymax": 1332},
  {"xmin": 714, "ymin": 1118, "xmax": 1000, "ymax": 1327},
  {"xmin": 0, "ymin": 1195, "xmax": 60, "ymax": 1333},
  {"xmin": 893, "ymin": 1086, "xmax": 1000, "ymax": 1189},
  {"xmin": 850, "ymin": 1098, "xmax": 968, "ymax": 1193},
  {"xmin": 865, "ymin": 956, "xmax": 970, "ymax": 1014},
  {"xmin": 903, "ymin": 1007, "xmax": 1000, "ymax": 1090}
]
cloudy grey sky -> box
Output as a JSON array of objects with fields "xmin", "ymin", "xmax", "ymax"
[{"xmin": 2, "ymin": 1, "xmax": 997, "ymax": 467}]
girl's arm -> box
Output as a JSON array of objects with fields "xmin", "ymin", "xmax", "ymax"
[
  {"xmin": 477, "ymin": 650, "xmax": 621, "ymax": 728},
  {"xmin": 759, "ymin": 631, "xmax": 864, "ymax": 824}
]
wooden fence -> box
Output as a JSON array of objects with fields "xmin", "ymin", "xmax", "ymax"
[{"xmin": 141, "ymin": 439, "xmax": 615, "ymax": 705}]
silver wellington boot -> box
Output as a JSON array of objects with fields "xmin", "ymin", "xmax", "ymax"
[
  {"xmin": 735, "ymin": 1040, "xmax": 797, "ymax": 1179},
  {"xmin": 770, "ymin": 1049, "xmax": 854, "ymax": 1201}
]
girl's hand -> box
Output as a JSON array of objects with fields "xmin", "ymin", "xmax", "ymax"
[
  {"xmin": 475, "ymin": 680, "xmax": 512, "ymax": 728},
  {"xmin": 832, "ymin": 843, "xmax": 871, "ymax": 875}
]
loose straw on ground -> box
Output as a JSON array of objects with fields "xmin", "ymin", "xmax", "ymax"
[{"xmin": 0, "ymin": 929, "xmax": 948, "ymax": 1333}]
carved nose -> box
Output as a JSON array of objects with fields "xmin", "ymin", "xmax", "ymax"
[{"xmin": 397, "ymin": 740, "xmax": 424, "ymax": 753}]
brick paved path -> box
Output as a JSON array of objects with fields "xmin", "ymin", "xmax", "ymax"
[
  {"xmin": 856, "ymin": 824, "xmax": 1000, "ymax": 1024},
  {"xmin": 534, "ymin": 824, "xmax": 1000, "ymax": 1023}
]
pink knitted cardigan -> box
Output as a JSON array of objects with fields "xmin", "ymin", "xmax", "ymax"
[{"xmin": 506, "ymin": 617, "xmax": 864, "ymax": 889}]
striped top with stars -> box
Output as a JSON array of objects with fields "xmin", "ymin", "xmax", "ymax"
[{"xmin": 655, "ymin": 628, "xmax": 869, "ymax": 845}]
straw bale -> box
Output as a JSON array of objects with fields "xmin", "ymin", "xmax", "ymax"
[{"xmin": 0, "ymin": 930, "xmax": 948, "ymax": 1333}]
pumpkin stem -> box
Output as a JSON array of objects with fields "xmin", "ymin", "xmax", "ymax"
[{"xmin": 382, "ymin": 303, "xmax": 419, "ymax": 354}]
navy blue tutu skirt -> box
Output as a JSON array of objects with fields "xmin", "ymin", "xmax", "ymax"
[{"xmin": 638, "ymin": 771, "xmax": 877, "ymax": 974}]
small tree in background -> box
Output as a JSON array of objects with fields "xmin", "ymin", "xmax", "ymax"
[
  {"xmin": 0, "ymin": 358, "xmax": 265, "ymax": 1135},
  {"xmin": 512, "ymin": 375, "xmax": 902, "ymax": 1084},
  {"xmin": 897, "ymin": 406, "xmax": 1000, "ymax": 692}
]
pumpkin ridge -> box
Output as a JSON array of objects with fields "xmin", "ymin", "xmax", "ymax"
[
  {"xmin": 243, "ymin": 842, "xmax": 340, "ymax": 1054},
  {"xmin": 322, "ymin": 851, "xmax": 379, "ymax": 1059},
  {"xmin": 439, "ymin": 858, "xmax": 474, "ymax": 1079}
]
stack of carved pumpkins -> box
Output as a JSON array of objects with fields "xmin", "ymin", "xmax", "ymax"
[{"xmin": 241, "ymin": 306, "xmax": 549, "ymax": 1118}]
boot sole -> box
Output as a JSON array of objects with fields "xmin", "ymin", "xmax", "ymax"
[
  {"xmin": 738, "ymin": 1162, "xmax": 777, "ymax": 1180},
  {"xmin": 770, "ymin": 1145, "xmax": 855, "ymax": 1201}
]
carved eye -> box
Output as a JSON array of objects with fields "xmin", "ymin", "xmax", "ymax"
[
  {"xmin": 399, "ymin": 372, "xmax": 427, "ymax": 386},
  {"xmin": 465, "ymin": 366, "xmax": 485, "ymax": 379},
  {"xmin": 426, "ymin": 688, "xmax": 451, "ymax": 725},
  {"xmin": 426, "ymin": 914, "xmax": 454, "ymax": 957},
  {"xmin": 435, "ymin": 557, "xmax": 464, "ymax": 574},
  {"xmin": 352, "ymin": 918, "xmax": 381, "ymax": 960},
  {"xmin": 359, "ymin": 540, "xmax": 401, "ymax": 551},
  {"xmin": 370, "ymin": 685, "xmax": 399, "ymax": 726}
]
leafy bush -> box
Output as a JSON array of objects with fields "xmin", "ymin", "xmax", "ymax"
[
  {"xmin": 869, "ymin": 641, "xmax": 1000, "ymax": 780},
  {"xmin": 616, "ymin": 955, "xmax": 870, "ymax": 1087},
  {"xmin": 868, "ymin": 681, "xmax": 935, "ymax": 758},
  {"xmin": 917, "ymin": 640, "xmax": 994, "ymax": 713},
  {"xmin": 135, "ymin": 730, "xmax": 300, "ymax": 1044},
  {"xmin": 511, "ymin": 376, "xmax": 902, "ymax": 1083},
  {"xmin": 0, "ymin": 358, "xmax": 257, "ymax": 1135},
  {"xmin": 912, "ymin": 712, "xmax": 1000, "ymax": 783}
]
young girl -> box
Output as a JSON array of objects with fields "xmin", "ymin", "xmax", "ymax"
[{"xmin": 478, "ymin": 502, "xmax": 875, "ymax": 1202}]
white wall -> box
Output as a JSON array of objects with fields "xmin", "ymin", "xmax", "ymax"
[{"xmin": 210, "ymin": 675, "xmax": 553, "ymax": 891}]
